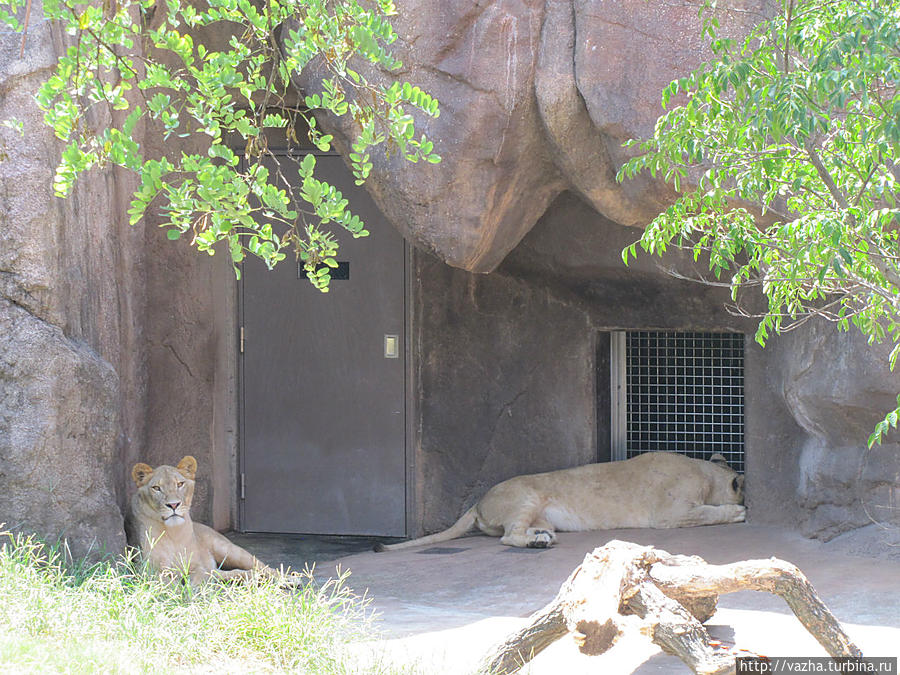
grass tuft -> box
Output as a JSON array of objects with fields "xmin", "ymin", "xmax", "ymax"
[{"xmin": 0, "ymin": 527, "xmax": 404, "ymax": 674}]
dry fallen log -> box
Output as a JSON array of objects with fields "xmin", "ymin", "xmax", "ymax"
[
  {"xmin": 483, "ymin": 540, "xmax": 861, "ymax": 675},
  {"xmin": 483, "ymin": 542, "xmax": 654, "ymax": 675},
  {"xmin": 484, "ymin": 541, "xmax": 719, "ymax": 674},
  {"xmin": 648, "ymin": 557, "xmax": 863, "ymax": 659}
]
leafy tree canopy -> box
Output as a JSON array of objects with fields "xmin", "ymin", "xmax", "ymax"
[
  {"xmin": 619, "ymin": 0, "xmax": 900, "ymax": 445},
  {"xmin": 1, "ymin": 0, "xmax": 439, "ymax": 290}
]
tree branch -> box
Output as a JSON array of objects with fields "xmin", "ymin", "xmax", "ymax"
[
  {"xmin": 804, "ymin": 141, "xmax": 850, "ymax": 210},
  {"xmin": 649, "ymin": 558, "xmax": 862, "ymax": 658}
]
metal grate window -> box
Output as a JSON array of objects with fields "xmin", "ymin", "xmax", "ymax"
[{"xmin": 618, "ymin": 331, "xmax": 745, "ymax": 472}]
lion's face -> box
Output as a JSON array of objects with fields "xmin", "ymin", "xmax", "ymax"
[
  {"xmin": 131, "ymin": 456, "xmax": 197, "ymax": 526},
  {"xmin": 710, "ymin": 468, "xmax": 745, "ymax": 506}
]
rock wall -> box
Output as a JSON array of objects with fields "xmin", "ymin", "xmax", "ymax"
[
  {"xmin": 131, "ymin": 25, "xmax": 241, "ymax": 531},
  {"xmin": 413, "ymin": 241, "xmax": 596, "ymax": 532},
  {"xmin": 1, "ymin": 14, "xmax": 259, "ymax": 550},
  {"xmin": 772, "ymin": 327, "xmax": 900, "ymax": 538},
  {"xmin": 296, "ymin": 0, "xmax": 770, "ymax": 272},
  {"xmin": 137, "ymin": 228, "xmax": 237, "ymax": 529},
  {"xmin": 0, "ymin": 11, "xmax": 145, "ymax": 556}
]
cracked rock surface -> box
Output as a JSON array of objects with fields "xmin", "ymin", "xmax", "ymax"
[
  {"xmin": 0, "ymin": 303, "xmax": 123, "ymax": 552},
  {"xmin": 770, "ymin": 326, "xmax": 900, "ymax": 539},
  {"xmin": 0, "ymin": 13, "xmax": 142, "ymax": 556}
]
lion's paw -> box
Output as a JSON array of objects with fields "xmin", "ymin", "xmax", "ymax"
[{"xmin": 526, "ymin": 529, "xmax": 555, "ymax": 548}]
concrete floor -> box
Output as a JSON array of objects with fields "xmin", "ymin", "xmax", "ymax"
[{"xmin": 236, "ymin": 525, "xmax": 900, "ymax": 673}]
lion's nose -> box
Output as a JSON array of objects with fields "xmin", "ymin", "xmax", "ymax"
[{"xmin": 166, "ymin": 501, "xmax": 181, "ymax": 511}]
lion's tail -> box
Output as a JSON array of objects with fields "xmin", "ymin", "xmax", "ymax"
[{"xmin": 373, "ymin": 506, "xmax": 477, "ymax": 552}]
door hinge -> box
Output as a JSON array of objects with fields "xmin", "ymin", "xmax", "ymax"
[
  {"xmin": 240, "ymin": 472, "xmax": 246, "ymax": 500},
  {"xmin": 240, "ymin": 326, "xmax": 245, "ymax": 354}
]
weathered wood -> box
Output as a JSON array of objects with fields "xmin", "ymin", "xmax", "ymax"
[
  {"xmin": 625, "ymin": 582, "xmax": 734, "ymax": 675},
  {"xmin": 482, "ymin": 541, "xmax": 660, "ymax": 674},
  {"xmin": 483, "ymin": 604, "xmax": 568, "ymax": 675},
  {"xmin": 646, "ymin": 553, "xmax": 721, "ymax": 623},
  {"xmin": 482, "ymin": 540, "xmax": 861, "ymax": 675},
  {"xmin": 649, "ymin": 557, "xmax": 862, "ymax": 658}
]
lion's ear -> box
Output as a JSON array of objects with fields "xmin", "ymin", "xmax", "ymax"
[
  {"xmin": 176, "ymin": 455, "xmax": 198, "ymax": 480},
  {"xmin": 132, "ymin": 463, "xmax": 154, "ymax": 487},
  {"xmin": 709, "ymin": 453, "xmax": 729, "ymax": 468}
]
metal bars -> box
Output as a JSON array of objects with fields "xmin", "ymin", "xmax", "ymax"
[{"xmin": 613, "ymin": 331, "xmax": 745, "ymax": 472}]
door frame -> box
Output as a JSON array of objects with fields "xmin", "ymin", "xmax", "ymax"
[{"xmin": 235, "ymin": 148, "xmax": 416, "ymax": 538}]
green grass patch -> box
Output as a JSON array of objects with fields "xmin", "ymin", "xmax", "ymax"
[{"xmin": 0, "ymin": 528, "xmax": 406, "ymax": 674}]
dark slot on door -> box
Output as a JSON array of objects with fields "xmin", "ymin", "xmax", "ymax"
[{"xmin": 298, "ymin": 261, "xmax": 350, "ymax": 280}]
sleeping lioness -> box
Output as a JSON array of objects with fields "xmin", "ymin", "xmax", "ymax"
[
  {"xmin": 127, "ymin": 455, "xmax": 282, "ymax": 584},
  {"xmin": 376, "ymin": 452, "xmax": 745, "ymax": 551}
]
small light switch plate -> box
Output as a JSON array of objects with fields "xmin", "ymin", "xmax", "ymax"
[{"xmin": 384, "ymin": 334, "xmax": 399, "ymax": 358}]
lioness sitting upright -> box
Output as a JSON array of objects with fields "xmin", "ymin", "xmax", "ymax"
[
  {"xmin": 127, "ymin": 455, "xmax": 278, "ymax": 584},
  {"xmin": 375, "ymin": 452, "xmax": 745, "ymax": 551}
]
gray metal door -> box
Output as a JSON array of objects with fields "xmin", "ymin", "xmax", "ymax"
[{"xmin": 240, "ymin": 155, "xmax": 406, "ymax": 536}]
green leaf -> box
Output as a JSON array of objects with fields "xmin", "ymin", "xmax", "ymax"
[{"xmin": 299, "ymin": 153, "xmax": 316, "ymax": 178}]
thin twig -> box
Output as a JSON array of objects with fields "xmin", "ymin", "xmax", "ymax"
[{"xmin": 19, "ymin": 0, "xmax": 32, "ymax": 58}]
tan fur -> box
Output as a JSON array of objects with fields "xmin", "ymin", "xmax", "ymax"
[
  {"xmin": 377, "ymin": 452, "xmax": 745, "ymax": 552},
  {"xmin": 127, "ymin": 455, "xmax": 276, "ymax": 584}
]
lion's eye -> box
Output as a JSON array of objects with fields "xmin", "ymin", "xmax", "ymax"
[
  {"xmin": 177, "ymin": 482, "xmax": 184, "ymax": 488},
  {"xmin": 151, "ymin": 485, "xmax": 162, "ymax": 492}
]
